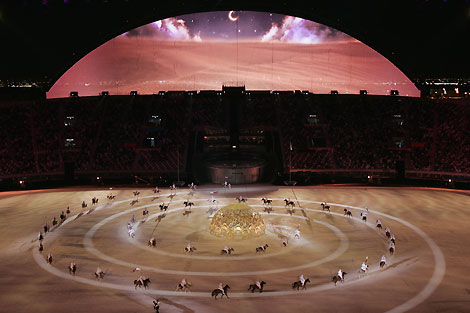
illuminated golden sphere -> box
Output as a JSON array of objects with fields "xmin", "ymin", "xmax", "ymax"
[{"xmin": 209, "ymin": 203, "xmax": 265, "ymax": 240}]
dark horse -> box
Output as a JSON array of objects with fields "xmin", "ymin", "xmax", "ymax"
[
  {"xmin": 68, "ymin": 263, "xmax": 77, "ymax": 275},
  {"xmin": 159, "ymin": 203, "xmax": 168, "ymax": 211},
  {"xmin": 262, "ymin": 198, "xmax": 273, "ymax": 206},
  {"xmin": 134, "ymin": 278, "xmax": 151, "ymax": 289},
  {"xmin": 332, "ymin": 272, "xmax": 347, "ymax": 285},
  {"xmin": 284, "ymin": 199, "xmax": 295, "ymax": 208},
  {"xmin": 292, "ymin": 278, "xmax": 310, "ymax": 290},
  {"xmin": 248, "ymin": 281, "xmax": 266, "ymax": 293},
  {"xmin": 183, "ymin": 201, "xmax": 194, "ymax": 209},
  {"xmin": 321, "ymin": 202, "xmax": 330, "ymax": 212},
  {"xmin": 256, "ymin": 244, "xmax": 269, "ymax": 253},
  {"xmin": 389, "ymin": 245, "xmax": 395, "ymax": 255},
  {"xmin": 211, "ymin": 285, "xmax": 230, "ymax": 299},
  {"xmin": 343, "ymin": 208, "xmax": 352, "ymax": 217},
  {"xmin": 221, "ymin": 248, "xmax": 235, "ymax": 255}
]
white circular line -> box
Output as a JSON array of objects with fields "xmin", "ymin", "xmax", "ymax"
[{"xmin": 84, "ymin": 206, "xmax": 349, "ymax": 276}]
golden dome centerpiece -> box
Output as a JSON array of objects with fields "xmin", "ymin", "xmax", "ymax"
[{"xmin": 209, "ymin": 203, "xmax": 266, "ymax": 240}]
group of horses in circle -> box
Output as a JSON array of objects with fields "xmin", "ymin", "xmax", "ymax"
[{"xmin": 37, "ymin": 187, "xmax": 397, "ymax": 300}]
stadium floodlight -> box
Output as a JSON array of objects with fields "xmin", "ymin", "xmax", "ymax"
[
  {"xmin": 70, "ymin": 91, "xmax": 79, "ymax": 97},
  {"xmin": 130, "ymin": 91, "xmax": 138, "ymax": 96},
  {"xmin": 330, "ymin": 90, "xmax": 338, "ymax": 95},
  {"xmin": 390, "ymin": 90, "xmax": 399, "ymax": 96},
  {"xmin": 100, "ymin": 91, "xmax": 109, "ymax": 96}
]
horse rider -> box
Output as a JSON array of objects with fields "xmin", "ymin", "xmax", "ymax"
[
  {"xmin": 361, "ymin": 261, "xmax": 368, "ymax": 272},
  {"xmin": 47, "ymin": 253, "xmax": 53, "ymax": 264},
  {"xmin": 70, "ymin": 261, "xmax": 76, "ymax": 272},
  {"xmin": 181, "ymin": 278, "xmax": 187, "ymax": 288},
  {"xmin": 390, "ymin": 234, "xmax": 396, "ymax": 244},
  {"xmin": 361, "ymin": 211, "xmax": 367, "ymax": 221},
  {"xmin": 380, "ymin": 255, "xmax": 387, "ymax": 267},
  {"xmin": 154, "ymin": 186, "xmax": 159, "ymax": 193},
  {"xmin": 294, "ymin": 228, "xmax": 301, "ymax": 239},
  {"xmin": 256, "ymin": 280, "xmax": 262, "ymax": 289},
  {"xmin": 337, "ymin": 269, "xmax": 343, "ymax": 281},
  {"xmin": 96, "ymin": 266, "xmax": 103, "ymax": 277},
  {"xmin": 223, "ymin": 245, "xmax": 229, "ymax": 254},
  {"xmin": 299, "ymin": 274, "xmax": 306, "ymax": 286},
  {"xmin": 66, "ymin": 206, "xmax": 71, "ymax": 214},
  {"xmin": 38, "ymin": 232, "xmax": 44, "ymax": 242},
  {"xmin": 389, "ymin": 241, "xmax": 395, "ymax": 250},
  {"xmin": 186, "ymin": 242, "xmax": 192, "ymax": 252},
  {"xmin": 385, "ymin": 226, "xmax": 391, "ymax": 235},
  {"xmin": 153, "ymin": 299, "xmax": 161, "ymax": 312},
  {"xmin": 364, "ymin": 256, "xmax": 369, "ymax": 264},
  {"xmin": 218, "ymin": 282, "xmax": 226, "ymax": 295},
  {"xmin": 376, "ymin": 219, "xmax": 381, "ymax": 227}
]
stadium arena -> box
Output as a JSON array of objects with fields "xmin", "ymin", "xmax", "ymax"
[{"xmin": 0, "ymin": 1, "xmax": 469, "ymax": 313}]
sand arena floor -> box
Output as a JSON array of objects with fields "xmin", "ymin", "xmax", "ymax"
[{"xmin": 0, "ymin": 185, "xmax": 469, "ymax": 313}]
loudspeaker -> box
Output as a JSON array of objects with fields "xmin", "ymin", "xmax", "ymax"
[
  {"xmin": 64, "ymin": 162, "xmax": 75, "ymax": 182},
  {"xmin": 395, "ymin": 160, "xmax": 405, "ymax": 181}
]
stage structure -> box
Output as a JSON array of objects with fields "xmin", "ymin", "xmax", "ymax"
[{"xmin": 209, "ymin": 203, "xmax": 266, "ymax": 240}]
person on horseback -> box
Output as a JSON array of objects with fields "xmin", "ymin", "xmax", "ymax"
[
  {"xmin": 66, "ymin": 206, "xmax": 70, "ymax": 214},
  {"xmin": 376, "ymin": 219, "xmax": 381, "ymax": 227},
  {"xmin": 38, "ymin": 232, "xmax": 44, "ymax": 241},
  {"xmin": 380, "ymin": 255, "xmax": 387, "ymax": 267},
  {"xmin": 294, "ymin": 228, "xmax": 301, "ymax": 239},
  {"xmin": 46, "ymin": 253, "xmax": 53, "ymax": 264},
  {"xmin": 223, "ymin": 245, "xmax": 229, "ymax": 254},
  {"xmin": 338, "ymin": 269, "xmax": 343, "ymax": 281},
  {"xmin": 255, "ymin": 280, "xmax": 262, "ymax": 290},
  {"xmin": 299, "ymin": 274, "xmax": 306, "ymax": 286},
  {"xmin": 390, "ymin": 234, "xmax": 396, "ymax": 243},
  {"xmin": 181, "ymin": 278, "xmax": 187, "ymax": 287},
  {"xmin": 153, "ymin": 299, "xmax": 161, "ymax": 312},
  {"xmin": 361, "ymin": 262, "xmax": 368, "ymax": 272},
  {"xmin": 218, "ymin": 282, "xmax": 226, "ymax": 296},
  {"xmin": 186, "ymin": 242, "xmax": 192, "ymax": 252},
  {"xmin": 96, "ymin": 266, "xmax": 103, "ymax": 277}
]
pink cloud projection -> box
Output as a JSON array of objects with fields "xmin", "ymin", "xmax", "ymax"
[{"xmin": 47, "ymin": 11, "xmax": 419, "ymax": 98}]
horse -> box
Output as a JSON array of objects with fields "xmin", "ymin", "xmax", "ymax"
[
  {"xmin": 52, "ymin": 217, "xmax": 58, "ymax": 226},
  {"xmin": 46, "ymin": 253, "xmax": 53, "ymax": 264},
  {"xmin": 262, "ymin": 198, "xmax": 273, "ymax": 206},
  {"xmin": 292, "ymin": 278, "xmax": 310, "ymax": 290},
  {"xmin": 60, "ymin": 212, "xmax": 66, "ymax": 222},
  {"xmin": 92, "ymin": 197, "xmax": 99, "ymax": 205},
  {"xmin": 361, "ymin": 214, "xmax": 367, "ymax": 222},
  {"xmin": 38, "ymin": 243, "xmax": 44, "ymax": 253},
  {"xmin": 380, "ymin": 260, "xmax": 386, "ymax": 268},
  {"xmin": 385, "ymin": 230, "xmax": 391, "ymax": 238},
  {"xmin": 153, "ymin": 187, "xmax": 160, "ymax": 194},
  {"xmin": 256, "ymin": 244, "xmax": 269, "ymax": 253},
  {"xmin": 185, "ymin": 246, "xmax": 196, "ymax": 253},
  {"xmin": 134, "ymin": 278, "xmax": 151, "ymax": 289},
  {"xmin": 175, "ymin": 282, "xmax": 192, "ymax": 292},
  {"xmin": 133, "ymin": 191, "xmax": 140, "ymax": 196},
  {"xmin": 159, "ymin": 203, "xmax": 168, "ymax": 211},
  {"xmin": 94, "ymin": 271, "xmax": 105, "ymax": 279},
  {"xmin": 143, "ymin": 208, "xmax": 149, "ymax": 217},
  {"xmin": 343, "ymin": 208, "xmax": 352, "ymax": 217},
  {"xmin": 376, "ymin": 221, "xmax": 382, "ymax": 230},
  {"xmin": 332, "ymin": 272, "xmax": 347, "ymax": 285},
  {"xmin": 321, "ymin": 202, "xmax": 330, "ymax": 212},
  {"xmin": 183, "ymin": 201, "xmax": 194, "ymax": 209},
  {"xmin": 248, "ymin": 281, "xmax": 266, "ymax": 293},
  {"xmin": 81, "ymin": 201, "xmax": 88, "ymax": 208},
  {"xmin": 237, "ymin": 196, "xmax": 247, "ymax": 203},
  {"xmin": 68, "ymin": 263, "xmax": 77, "ymax": 275},
  {"xmin": 130, "ymin": 200, "xmax": 139, "ymax": 206},
  {"xmin": 221, "ymin": 248, "xmax": 235, "ymax": 255},
  {"xmin": 284, "ymin": 199, "xmax": 295, "ymax": 208},
  {"xmin": 211, "ymin": 285, "xmax": 230, "ymax": 299},
  {"xmin": 148, "ymin": 238, "xmax": 156, "ymax": 247},
  {"xmin": 389, "ymin": 245, "xmax": 395, "ymax": 255}
]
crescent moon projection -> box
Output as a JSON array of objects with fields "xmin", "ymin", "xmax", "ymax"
[{"xmin": 228, "ymin": 11, "xmax": 239, "ymax": 22}]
